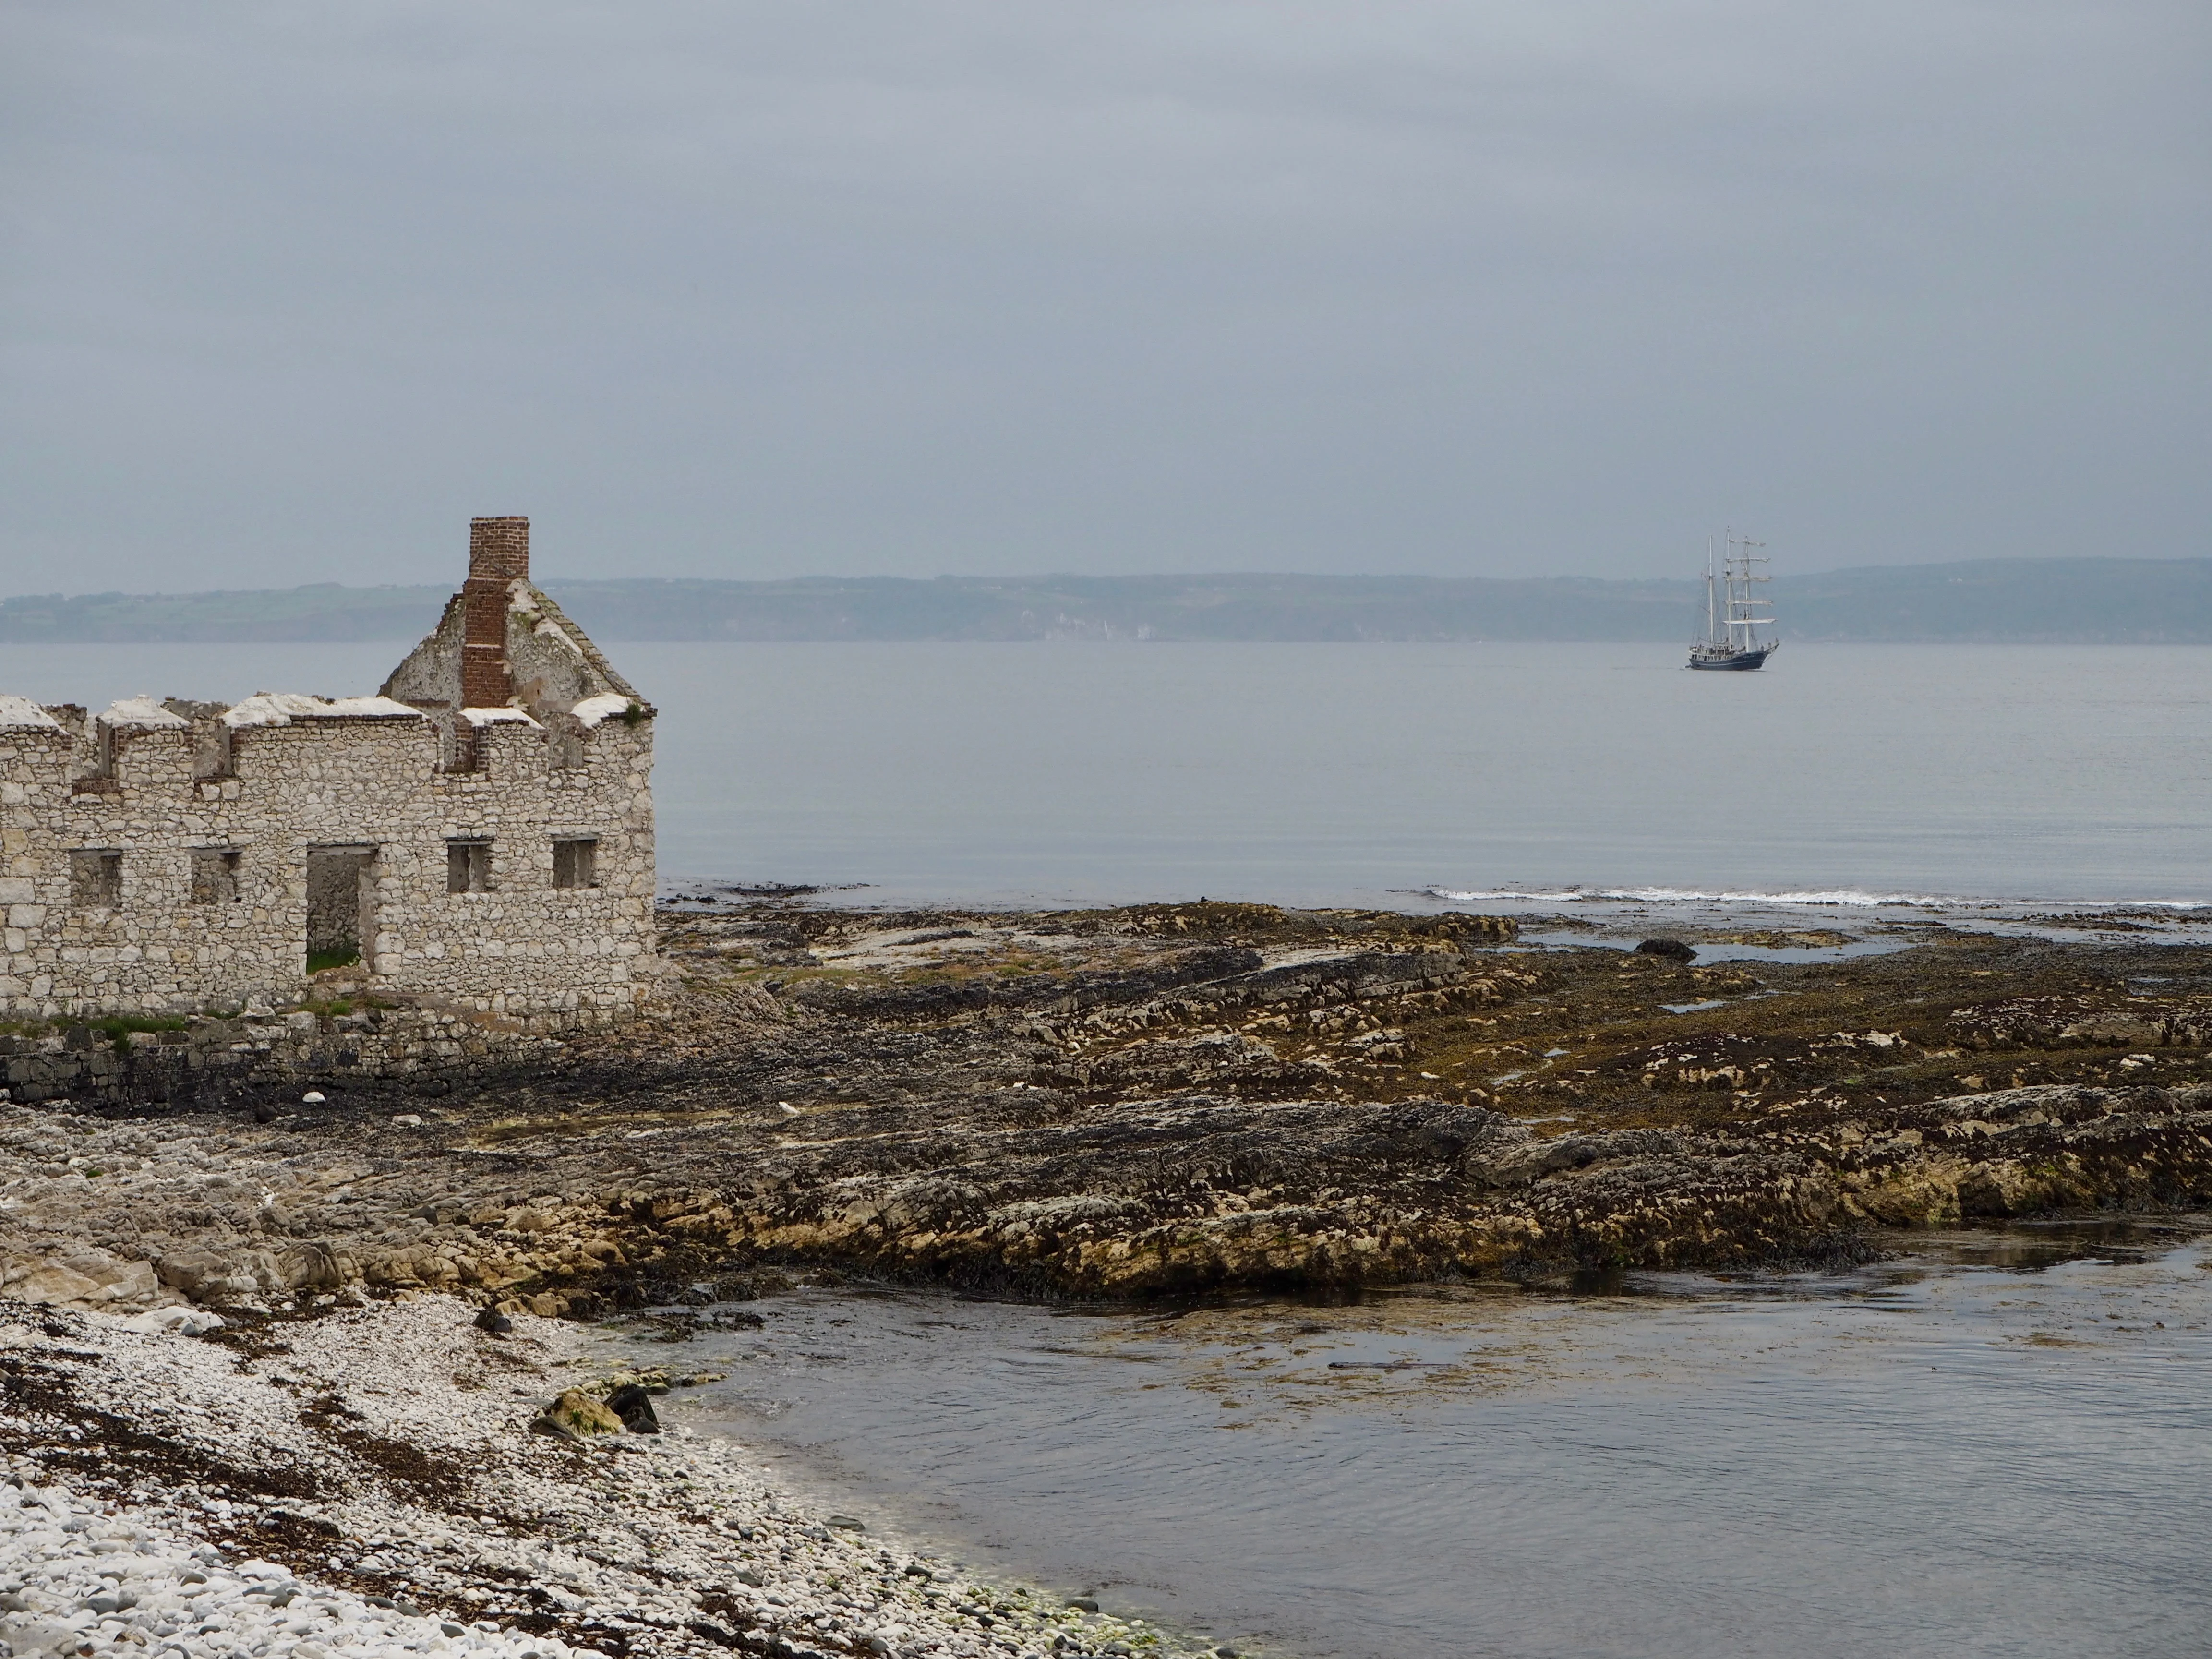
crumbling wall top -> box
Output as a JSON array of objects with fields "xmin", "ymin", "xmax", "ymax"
[
  {"xmin": 100, "ymin": 696, "xmax": 189, "ymax": 730},
  {"xmin": 571, "ymin": 692, "xmax": 636, "ymax": 728},
  {"xmin": 224, "ymin": 692, "xmax": 423, "ymax": 728},
  {"xmin": 0, "ymin": 696, "xmax": 61, "ymax": 731}
]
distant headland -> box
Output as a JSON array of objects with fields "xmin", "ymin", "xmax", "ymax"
[{"xmin": 2, "ymin": 556, "xmax": 2208, "ymax": 644}]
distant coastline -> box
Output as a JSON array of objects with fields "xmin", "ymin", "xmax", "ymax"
[{"xmin": 2, "ymin": 557, "xmax": 2208, "ymax": 644}]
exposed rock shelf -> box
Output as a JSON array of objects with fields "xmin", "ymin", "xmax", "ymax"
[{"xmin": 5, "ymin": 901, "xmax": 2212, "ymax": 1310}]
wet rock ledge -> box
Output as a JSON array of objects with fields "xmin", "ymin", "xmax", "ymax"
[{"xmin": 7, "ymin": 900, "xmax": 2212, "ymax": 1312}]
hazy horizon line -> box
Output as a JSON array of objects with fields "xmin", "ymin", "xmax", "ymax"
[{"xmin": 4, "ymin": 551, "xmax": 2204, "ymax": 605}]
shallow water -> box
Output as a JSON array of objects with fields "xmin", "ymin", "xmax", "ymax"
[{"xmin": 652, "ymin": 1226, "xmax": 2212, "ymax": 1659}]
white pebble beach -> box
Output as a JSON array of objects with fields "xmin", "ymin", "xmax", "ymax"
[{"xmin": 0, "ymin": 1298, "xmax": 1220, "ymax": 1659}]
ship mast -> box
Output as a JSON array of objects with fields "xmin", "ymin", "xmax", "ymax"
[
  {"xmin": 1724, "ymin": 530, "xmax": 1772, "ymax": 646},
  {"xmin": 1705, "ymin": 534, "xmax": 1718, "ymax": 645}
]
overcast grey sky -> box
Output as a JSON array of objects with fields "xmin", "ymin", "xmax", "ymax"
[{"xmin": 3, "ymin": 2, "xmax": 2204, "ymax": 591}]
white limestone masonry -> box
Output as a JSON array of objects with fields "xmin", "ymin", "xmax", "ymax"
[{"xmin": 0, "ymin": 518, "xmax": 659, "ymax": 1026}]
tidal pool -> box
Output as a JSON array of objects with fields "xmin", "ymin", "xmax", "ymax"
[{"xmin": 653, "ymin": 1222, "xmax": 2212, "ymax": 1659}]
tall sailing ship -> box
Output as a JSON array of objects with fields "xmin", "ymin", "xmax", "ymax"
[{"xmin": 1689, "ymin": 530, "xmax": 1778, "ymax": 671}]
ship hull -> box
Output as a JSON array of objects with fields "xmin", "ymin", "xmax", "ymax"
[{"xmin": 1688, "ymin": 646, "xmax": 1773, "ymax": 671}]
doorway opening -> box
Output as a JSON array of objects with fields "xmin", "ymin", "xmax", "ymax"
[{"xmin": 306, "ymin": 846, "xmax": 377, "ymax": 975}]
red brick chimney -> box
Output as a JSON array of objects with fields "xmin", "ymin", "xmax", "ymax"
[{"xmin": 461, "ymin": 516, "xmax": 528, "ymax": 708}]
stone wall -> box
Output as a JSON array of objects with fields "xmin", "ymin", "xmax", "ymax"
[
  {"xmin": 0, "ymin": 517, "xmax": 661, "ymax": 1026},
  {"xmin": 0, "ymin": 696, "xmax": 656, "ymax": 1021},
  {"xmin": 0, "ymin": 1005, "xmax": 565, "ymax": 1108}
]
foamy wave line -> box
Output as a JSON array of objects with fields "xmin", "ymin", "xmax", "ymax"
[
  {"xmin": 1425, "ymin": 886, "xmax": 2211, "ymax": 912},
  {"xmin": 1425, "ymin": 885, "xmax": 1961, "ymax": 909},
  {"xmin": 1602, "ymin": 886, "xmax": 1960, "ymax": 908}
]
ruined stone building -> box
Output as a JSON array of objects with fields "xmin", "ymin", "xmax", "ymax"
[{"xmin": 0, "ymin": 518, "xmax": 657, "ymax": 1024}]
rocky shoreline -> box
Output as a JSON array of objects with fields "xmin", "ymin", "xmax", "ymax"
[
  {"xmin": 6, "ymin": 899, "xmax": 2212, "ymax": 1659},
  {"xmin": 2, "ymin": 1297, "xmax": 1216, "ymax": 1659},
  {"xmin": 9, "ymin": 900, "xmax": 2212, "ymax": 1316}
]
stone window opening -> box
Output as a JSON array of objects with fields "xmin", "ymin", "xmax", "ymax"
[
  {"xmin": 552, "ymin": 837, "xmax": 599, "ymax": 890},
  {"xmin": 70, "ymin": 850, "xmax": 122, "ymax": 909},
  {"xmin": 192, "ymin": 722, "xmax": 235, "ymax": 780},
  {"xmin": 190, "ymin": 847, "xmax": 243, "ymax": 904},
  {"xmin": 449, "ymin": 721, "xmax": 486, "ymax": 775},
  {"xmin": 447, "ymin": 838, "xmax": 494, "ymax": 894},
  {"xmin": 165, "ymin": 700, "xmax": 236, "ymax": 780}
]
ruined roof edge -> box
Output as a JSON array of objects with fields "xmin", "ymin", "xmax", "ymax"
[
  {"xmin": 379, "ymin": 592, "xmax": 469, "ymax": 703},
  {"xmin": 518, "ymin": 582, "xmax": 642, "ymax": 707}
]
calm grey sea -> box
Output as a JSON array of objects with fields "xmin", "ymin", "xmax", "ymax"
[{"xmin": 9, "ymin": 640, "xmax": 2209, "ymax": 911}]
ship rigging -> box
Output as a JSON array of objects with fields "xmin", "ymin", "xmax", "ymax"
[{"xmin": 1689, "ymin": 530, "xmax": 1778, "ymax": 671}]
